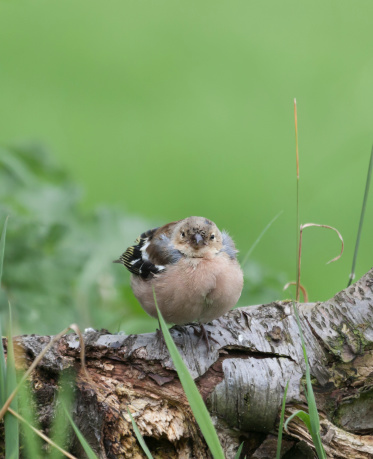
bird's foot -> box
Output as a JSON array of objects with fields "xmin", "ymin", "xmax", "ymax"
[
  {"xmin": 155, "ymin": 327, "xmax": 166, "ymax": 347},
  {"xmin": 188, "ymin": 323, "xmax": 218, "ymax": 351}
]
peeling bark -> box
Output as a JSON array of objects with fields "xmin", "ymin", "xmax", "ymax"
[{"xmin": 3, "ymin": 268, "xmax": 373, "ymax": 458}]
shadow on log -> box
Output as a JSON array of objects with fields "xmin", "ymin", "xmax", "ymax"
[{"xmin": 4, "ymin": 268, "xmax": 373, "ymax": 458}]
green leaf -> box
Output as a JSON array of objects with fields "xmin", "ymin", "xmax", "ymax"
[
  {"xmin": 63, "ymin": 405, "xmax": 98, "ymax": 459},
  {"xmin": 286, "ymin": 407, "xmax": 324, "ymax": 459},
  {"xmin": 284, "ymin": 409, "xmax": 311, "ymax": 433},
  {"xmin": 154, "ymin": 289, "xmax": 225, "ymax": 459},
  {"xmin": 276, "ymin": 381, "xmax": 289, "ymax": 459},
  {"xmin": 127, "ymin": 407, "xmax": 153, "ymax": 459},
  {"xmin": 234, "ymin": 441, "xmax": 244, "ymax": 459},
  {"xmin": 5, "ymin": 305, "xmax": 19, "ymax": 459}
]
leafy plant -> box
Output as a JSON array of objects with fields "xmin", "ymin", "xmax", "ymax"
[
  {"xmin": 0, "ymin": 144, "xmax": 157, "ymax": 335},
  {"xmin": 1, "ymin": 216, "xmax": 94, "ymax": 458},
  {"xmin": 0, "ymin": 144, "xmax": 277, "ymax": 336}
]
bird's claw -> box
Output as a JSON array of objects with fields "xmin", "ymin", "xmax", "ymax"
[{"xmin": 187, "ymin": 323, "xmax": 218, "ymax": 351}]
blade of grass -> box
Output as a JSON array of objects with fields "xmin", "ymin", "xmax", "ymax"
[
  {"xmin": 0, "ymin": 323, "xmax": 87, "ymax": 421},
  {"xmin": 0, "ymin": 216, "xmax": 9, "ymax": 287},
  {"xmin": 234, "ymin": 441, "xmax": 244, "ymax": 459},
  {"xmin": 50, "ymin": 371, "xmax": 76, "ymax": 459},
  {"xmin": 153, "ymin": 289, "xmax": 225, "ymax": 459},
  {"xmin": 292, "ymin": 305, "xmax": 318, "ymax": 430},
  {"xmin": 283, "ymin": 282, "xmax": 308, "ymax": 303},
  {"xmin": 296, "ymin": 223, "xmax": 344, "ymax": 301},
  {"xmin": 0, "ymin": 218, "xmax": 19, "ymax": 458},
  {"xmin": 126, "ymin": 407, "xmax": 153, "ymax": 459},
  {"xmin": 348, "ymin": 145, "xmax": 373, "ymax": 287},
  {"xmin": 292, "ymin": 303, "xmax": 326, "ymax": 459},
  {"xmin": 18, "ymin": 378, "xmax": 42, "ymax": 458},
  {"xmin": 294, "ymin": 99, "xmax": 300, "ymax": 302},
  {"xmin": 5, "ymin": 305, "xmax": 19, "ymax": 459},
  {"xmin": 276, "ymin": 381, "xmax": 289, "ymax": 459},
  {"xmin": 290, "ymin": 100, "xmax": 327, "ymax": 458},
  {"xmin": 8, "ymin": 407, "xmax": 77, "ymax": 459},
  {"xmin": 241, "ymin": 211, "xmax": 283, "ymax": 266},
  {"xmin": 0, "ymin": 320, "xmax": 6, "ymax": 406},
  {"xmin": 63, "ymin": 405, "xmax": 98, "ymax": 459},
  {"xmin": 0, "ymin": 217, "xmax": 9, "ymax": 404},
  {"xmin": 300, "ymin": 224, "xmax": 343, "ymax": 265},
  {"xmin": 284, "ymin": 409, "xmax": 311, "ymax": 433}
]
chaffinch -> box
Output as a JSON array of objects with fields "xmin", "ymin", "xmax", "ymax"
[{"xmin": 114, "ymin": 216, "xmax": 243, "ymax": 325}]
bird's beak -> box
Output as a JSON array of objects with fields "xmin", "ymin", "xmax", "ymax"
[{"xmin": 193, "ymin": 233, "xmax": 204, "ymax": 245}]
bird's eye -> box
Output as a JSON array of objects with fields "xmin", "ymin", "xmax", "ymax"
[
  {"xmin": 181, "ymin": 231, "xmax": 185, "ymax": 237},
  {"xmin": 210, "ymin": 234, "xmax": 215, "ymax": 240}
]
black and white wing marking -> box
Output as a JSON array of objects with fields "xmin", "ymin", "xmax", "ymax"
[
  {"xmin": 114, "ymin": 228, "xmax": 163, "ymax": 278},
  {"xmin": 114, "ymin": 227, "xmax": 183, "ymax": 279}
]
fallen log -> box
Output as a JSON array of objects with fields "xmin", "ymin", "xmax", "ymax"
[{"xmin": 5, "ymin": 267, "xmax": 373, "ymax": 458}]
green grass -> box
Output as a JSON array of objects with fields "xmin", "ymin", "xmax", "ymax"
[
  {"xmin": 126, "ymin": 408, "xmax": 153, "ymax": 459},
  {"xmin": 276, "ymin": 307, "xmax": 327, "ymax": 459},
  {"xmin": 17, "ymin": 381, "xmax": 41, "ymax": 459},
  {"xmin": 4, "ymin": 309, "xmax": 19, "ymax": 459},
  {"xmin": 0, "ymin": 137, "xmax": 367, "ymax": 458},
  {"xmin": 63, "ymin": 407, "xmax": 98, "ymax": 459},
  {"xmin": 154, "ymin": 289, "xmax": 225, "ymax": 459},
  {"xmin": 0, "ymin": 216, "xmax": 99, "ymax": 458},
  {"xmin": 50, "ymin": 373, "xmax": 75, "ymax": 459},
  {"xmin": 234, "ymin": 442, "xmax": 245, "ymax": 459},
  {"xmin": 126, "ymin": 288, "xmax": 245, "ymax": 459},
  {"xmin": 0, "ymin": 218, "xmax": 19, "ymax": 458},
  {"xmin": 347, "ymin": 145, "xmax": 373, "ymax": 287},
  {"xmin": 276, "ymin": 381, "xmax": 289, "ymax": 459},
  {"xmin": 284, "ymin": 304, "xmax": 326, "ymax": 459},
  {"xmin": 124, "ymin": 287, "xmax": 246, "ymax": 459},
  {"xmin": 275, "ymin": 307, "xmax": 326, "ymax": 459},
  {"xmin": 0, "ymin": 217, "xmax": 8, "ymax": 406}
]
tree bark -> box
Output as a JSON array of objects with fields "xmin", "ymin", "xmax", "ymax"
[{"xmin": 4, "ymin": 268, "xmax": 373, "ymax": 458}]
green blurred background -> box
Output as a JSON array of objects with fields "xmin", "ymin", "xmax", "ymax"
[{"xmin": 0, "ymin": 0, "xmax": 372, "ymax": 335}]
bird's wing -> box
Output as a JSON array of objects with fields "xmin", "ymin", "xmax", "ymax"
[
  {"xmin": 220, "ymin": 231, "xmax": 238, "ymax": 259},
  {"xmin": 114, "ymin": 221, "xmax": 183, "ymax": 279}
]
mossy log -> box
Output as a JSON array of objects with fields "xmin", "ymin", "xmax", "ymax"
[{"xmin": 4, "ymin": 268, "xmax": 373, "ymax": 458}]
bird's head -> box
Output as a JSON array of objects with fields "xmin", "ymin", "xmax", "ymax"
[{"xmin": 171, "ymin": 216, "xmax": 223, "ymax": 258}]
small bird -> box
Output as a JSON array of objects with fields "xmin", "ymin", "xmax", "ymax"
[{"xmin": 114, "ymin": 216, "xmax": 243, "ymax": 326}]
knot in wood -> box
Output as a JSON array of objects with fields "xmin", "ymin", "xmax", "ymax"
[{"xmin": 267, "ymin": 326, "xmax": 282, "ymax": 342}]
